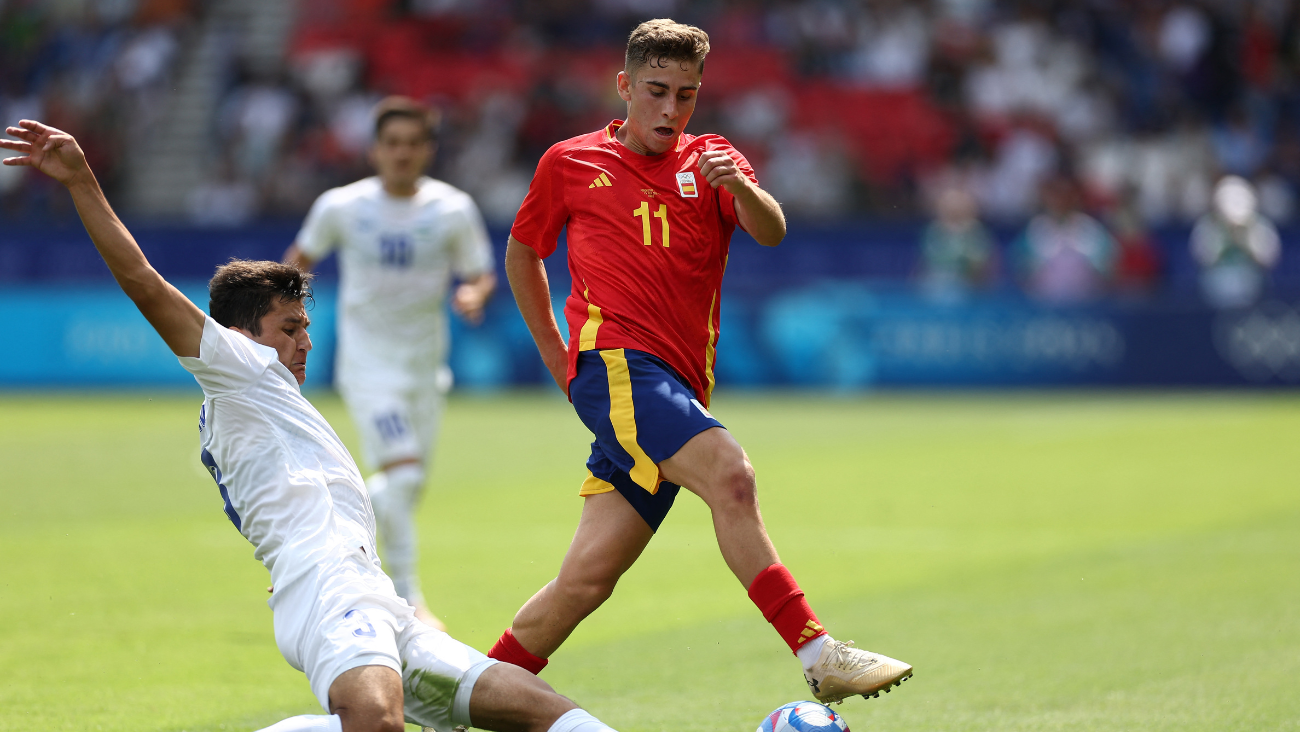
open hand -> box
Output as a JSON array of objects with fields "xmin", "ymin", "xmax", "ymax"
[
  {"xmin": 1, "ymin": 120, "xmax": 91, "ymax": 187},
  {"xmin": 697, "ymin": 150, "xmax": 748, "ymax": 195}
]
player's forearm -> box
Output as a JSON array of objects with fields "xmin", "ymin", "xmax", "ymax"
[
  {"xmin": 505, "ymin": 238, "xmax": 568, "ymax": 378},
  {"xmin": 732, "ymin": 183, "xmax": 786, "ymax": 247},
  {"xmin": 66, "ymin": 174, "xmax": 157, "ymax": 291},
  {"xmin": 66, "ymin": 174, "xmax": 204, "ymax": 356},
  {"xmin": 506, "ymin": 245, "xmax": 565, "ymax": 355}
]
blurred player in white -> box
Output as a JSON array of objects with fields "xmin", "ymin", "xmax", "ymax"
[
  {"xmin": 4, "ymin": 118, "xmax": 619, "ymax": 732},
  {"xmin": 284, "ymin": 97, "xmax": 496, "ymax": 628}
]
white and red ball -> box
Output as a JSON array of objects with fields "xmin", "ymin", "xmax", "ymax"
[{"xmin": 757, "ymin": 701, "xmax": 850, "ymax": 732}]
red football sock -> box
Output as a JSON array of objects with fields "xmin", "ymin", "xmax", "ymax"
[
  {"xmin": 748, "ymin": 563, "xmax": 827, "ymax": 654},
  {"xmin": 487, "ymin": 628, "xmax": 549, "ymax": 675}
]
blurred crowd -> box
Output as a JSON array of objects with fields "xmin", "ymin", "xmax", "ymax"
[
  {"xmin": 219, "ymin": 0, "xmax": 1300, "ymax": 223},
  {"xmin": 918, "ymin": 173, "xmax": 1281, "ymax": 306},
  {"xmin": 1, "ymin": 0, "xmax": 1295, "ymax": 304},
  {"xmin": 0, "ymin": 0, "xmax": 191, "ymax": 216}
]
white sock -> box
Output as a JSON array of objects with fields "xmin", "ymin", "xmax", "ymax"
[
  {"xmin": 796, "ymin": 634, "xmax": 833, "ymax": 671},
  {"xmin": 254, "ymin": 714, "xmax": 342, "ymax": 732},
  {"xmin": 368, "ymin": 463, "xmax": 426, "ymax": 606},
  {"xmin": 549, "ymin": 708, "xmax": 618, "ymax": 732}
]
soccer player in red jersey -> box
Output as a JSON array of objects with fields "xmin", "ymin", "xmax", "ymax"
[{"xmin": 489, "ymin": 20, "xmax": 913, "ymax": 703}]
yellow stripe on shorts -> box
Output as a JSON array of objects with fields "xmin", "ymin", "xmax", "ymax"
[
  {"xmin": 600, "ymin": 348, "xmax": 660, "ymax": 493},
  {"xmin": 578, "ymin": 471, "xmax": 616, "ymax": 496}
]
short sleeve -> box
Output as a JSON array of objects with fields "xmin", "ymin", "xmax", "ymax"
[
  {"xmin": 709, "ymin": 139, "xmax": 759, "ymax": 232},
  {"xmin": 295, "ymin": 190, "xmax": 343, "ymax": 261},
  {"xmin": 509, "ymin": 144, "xmax": 571, "ymax": 258},
  {"xmin": 447, "ymin": 195, "xmax": 495, "ymax": 279},
  {"xmin": 179, "ymin": 317, "xmax": 278, "ymax": 396}
]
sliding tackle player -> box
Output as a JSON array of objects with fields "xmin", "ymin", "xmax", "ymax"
[{"xmin": 3, "ymin": 119, "xmax": 620, "ymax": 732}]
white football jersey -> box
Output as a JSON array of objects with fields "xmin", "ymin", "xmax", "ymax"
[
  {"xmin": 180, "ymin": 317, "xmax": 376, "ymax": 591},
  {"xmin": 295, "ymin": 176, "xmax": 494, "ymax": 390}
]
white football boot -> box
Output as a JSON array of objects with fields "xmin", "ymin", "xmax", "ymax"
[{"xmin": 803, "ymin": 639, "xmax": 913, "ymax": 704}]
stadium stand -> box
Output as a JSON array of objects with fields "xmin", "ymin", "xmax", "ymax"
[{"xmin": 6, "ymin": 0, "xmax": 1299, "ymax": 229}]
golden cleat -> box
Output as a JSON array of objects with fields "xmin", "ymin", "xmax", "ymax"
[{"xmin": 802, "ymin": 640, "xmax": 913, "ymax": 704}]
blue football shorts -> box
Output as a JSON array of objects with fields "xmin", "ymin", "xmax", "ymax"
[{"xmin": 569, "ymin": 348, "xmax": 723, "ymax": 531}]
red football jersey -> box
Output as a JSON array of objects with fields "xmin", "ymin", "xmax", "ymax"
[{"xmin": 511, "ymin": 120, "xmax": 758, "ymax": 407}]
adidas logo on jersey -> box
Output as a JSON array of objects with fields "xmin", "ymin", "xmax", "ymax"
[{"xmin": 589, "ymin": 172, "xmax": 613, "ymax": 188}]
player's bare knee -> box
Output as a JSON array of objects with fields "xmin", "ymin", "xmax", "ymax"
[
  {"xmin": 343, "ymin": 717, "xmax": 405, "ymax": 732},
  {"xmin": 713, "ymin": 455, "xmax": 757, "ymax": 511},
  {"xmin": 729, "ymin": 469, "xmax": 758, "ymax": 510},
  {"xmin": 329, "ymin": 666, "xmax": 405, "ymax": 732},
  {"xmin": 334, "ymin": 703, "xmax": 405, "ymax": 732}
]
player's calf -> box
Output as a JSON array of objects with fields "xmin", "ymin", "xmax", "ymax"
[
  {"xmin": 543, "ymin": 577, "xmax": 613, "ymax": 630},
  {"xmin": 496, "ymin": 491, "xmax": 653, "ymax": 666},
  {"xmin": 549, "ymin": 543, "xmax": 628, "ymax": 620},
  {"xmin": 466, "ymin": 663, "xmax": 618, "ymax": 732},
  {"xmin": 664, "ymin": 430, "xmax": 917, "ymax": 704}
]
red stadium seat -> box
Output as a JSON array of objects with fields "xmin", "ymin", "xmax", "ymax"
[
  {"xmin": 385, "ymin": 51, "xmax": 529, "ymax": 102},
  {"xmin": 790, "ymin": 85, "xmax": 954, "ymax": 184},
  {"xmin": 700, "ymin": 46, "xmax": 793, "ymax": 94}
]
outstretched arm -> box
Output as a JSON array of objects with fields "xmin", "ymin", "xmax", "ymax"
[
  {"xmin": 505, "ymin": 236, "xmax": 568, "ymax": 394},
  {"xmin": 698, "ymin": 150, "xmax": 786, "ymax": 247},
  {"xmin": 3, "ymin": 120, "xmax": 204, "ymax": 357}
]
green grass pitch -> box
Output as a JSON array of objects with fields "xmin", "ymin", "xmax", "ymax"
[{"xmin": 1, "ymin": 390, "xmax": 1298, "ymax": 731}]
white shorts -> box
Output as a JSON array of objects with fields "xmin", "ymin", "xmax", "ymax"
[
  {"xmin": 271, "ymin": 549, "xmax": 497, "ymax": 730},
  {"xmin": 337, "ymin": 368, "xmax": 449, "ymax": 470}
]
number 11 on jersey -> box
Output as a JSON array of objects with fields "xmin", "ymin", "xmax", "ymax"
[{"xmin": 633, "ymin": 201, "xmax": 669, "ymax": 248}]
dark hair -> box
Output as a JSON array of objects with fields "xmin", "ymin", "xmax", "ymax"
[
  {"xmin": 625, "ymin": 18, "xmax": 710, "ymax": 74},
  {"xmin": 209, "ymin": 259, "xmax": 313, "ymax": 335},
  {"xmin": 373, "ymin": 96, "xmax": 439, "ymax": 141}
]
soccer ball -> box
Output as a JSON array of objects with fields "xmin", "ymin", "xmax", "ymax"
[{"xmin": 757, "ymin": 701, "xmax": 850, "ymax": 732}]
